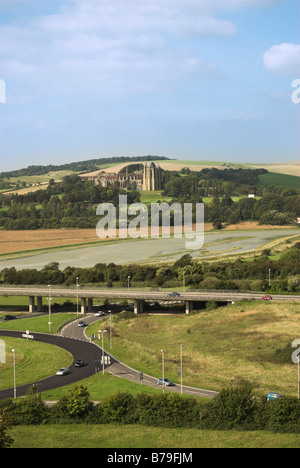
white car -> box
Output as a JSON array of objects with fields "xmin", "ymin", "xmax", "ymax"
[
  {"xmin": 95, "ymin": 311, "xmax": 105, "ymax": 316},
  {"xmin": 56, "ymin": 367, "xmax": 69, "ymax": 376}
]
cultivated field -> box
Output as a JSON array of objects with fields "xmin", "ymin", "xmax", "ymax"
[{"xmin": 0, "ymin": 223, "xmax": 296, "ymax": 256}]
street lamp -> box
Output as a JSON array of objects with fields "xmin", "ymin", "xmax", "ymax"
[
  {"xmin": 180, "ymin": 344, "xmax": 184, "ymax": 395},
  {"xmin": 268, "ymin": 269, "xmax": 271, "ymax": 287},
  {"xmin": 161, "ymin": 349, "xmax": 165, "ymax": 393},
  {"xmin": 11, "ymin": 348, "xmax": 16, "ymax": 399},
  {"xmin": 47, "ymin": 285, "xmax": 52, "ymax": 333},
  {"xmin": 98, "ymin": 329, "xmax": 107, "ymax": 375},
  {"xmin": 298, "ymin": 354, "xmax": 300, "ymax": 400},
  {"xmin": 109, "ymin": 310, "xmax": 112, "ymax": 349},
  {"xmin": 183, "ymin": 270, "xmax": 185, "ymax": 292},
  {"xmin": 128, "ymin": 275, "xmax": 131, "ymax": 290},
  {"xmin": 76, "ymin": 277, "xmax": 79, "ymax": 316}
]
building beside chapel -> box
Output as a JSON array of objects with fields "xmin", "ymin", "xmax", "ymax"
[{"xmin": 84, "ymin": 162, "xmax": 162, "ymax": 191}]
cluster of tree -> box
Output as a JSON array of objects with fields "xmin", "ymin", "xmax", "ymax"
[
  {"xmin": 1, "ymin": 383, "xmax": 300, "ymax": 437},
  {"xmin": 0, "ymin": 175, "xmax": 141, "ymax": 230},
  {"xmin": 162, "ymin": 168, "xmax": 268, "ymax": 199},
  {"xmin": 1, "ymin": 244, "xmax": 299, "ymax": 294},
  {"xmin": 0, "ymin": 168, "xmax": 299, "ymax": 230},
  {"xmin": 204, "ymin": 191, "xmax": 300, "ymax": 226}
]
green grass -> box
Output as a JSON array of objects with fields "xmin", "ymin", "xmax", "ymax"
[
  {"xmin": 258, "ymin": 172, "xmax": 300, "ymax": 190},
  {"xmin": 0, "ymin": 313, "xmax": 77, "ymax": 334},
  {"xmin": 0, "ymin": 337, "xmax": 72, "ymax": 390},
  {"xmin": 9, "ymin": 424, "xmax": 300, "ymax": 448},
  {"xmin": 139, "ymin": 191, "xmax": 173, "ymax": 204},
  {"xmin": 41, "ymin": 371, "xmax": 163, "ymax": 401},
  {"xmin": 86, "ymin": 301, "xmax": 300, "ymax": 398},
  {"xmin": 1, "ymin": 170, "xmax": 76, "ymax": 187}
]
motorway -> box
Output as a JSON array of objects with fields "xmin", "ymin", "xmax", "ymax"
[
  {"xmin": 0, "ymin": 286, "xmax": 299, "ymax": 303},
  {"xmin": 0, "ymin": 314, "xmax": 218, "ymax": 400}
]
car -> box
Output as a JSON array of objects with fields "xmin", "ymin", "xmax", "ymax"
[
  {"xmin": 156, "ymin": 378, "xmax": 175, "ymax": 387},
  {"xmin": 267, "ymin": 392, "xmax": 282, "ymax": 401},
  {"xmin": 262, "ymin": 295, "xmax": 272, "ymax": 300},
  {"xmin": 168, "ymin": 292, "xmax": 181, "ymax": 297},
  {"xmin": 77, "ymin": 321, "xmax": 86, "ymax": 327},
  {"xmin": 2, "ymin": 315, "xmax": 16, "ymax": 321},
  {"xmin": 56, "ymin": 367, "xmax": 70, "ymax": 376},
  {"xmin": 95, "ymin": 311, "xmax": 105, "ymax": 316},
  {"xmin": 75, "ymin": 360, "xmax": 85, "ymax": 367}
]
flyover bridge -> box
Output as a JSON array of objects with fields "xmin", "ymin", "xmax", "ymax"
[{"xmin": 0, "ymin": 287, "xmax": 299, "ymax": 315}]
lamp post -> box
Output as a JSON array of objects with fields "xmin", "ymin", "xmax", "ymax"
[
  {"xmin": 98, "ymin": 329, "xmax": 107, "ymax": 375},
  {"xmin": 109, "ymin": 310, "xmax": 112, "ymax": 349},
  {"xmin": 128, "ymin": 275, "xmax": 131, "ymax": 290},
  {"xmin": 298, "ymin": 354, "xmax": 300, "ymax": 400},
  {"xmin": 76, "ymin": 277, "xmax": 79, "ymax": 316},
  {"xmin": 180, "ymin": 344, "xmax": 184, "ymax": 395},
  {"xmin": 268, "ymin": 269, "xmax": 271, "ymax": 287},
  {"xmin": 183, "ymin": 270, "xmax": 185, "ymax": 292},
  {"xmin": 161, "ymin": 349, "xmax": 165, "ymax": 393},
  {"xmin": 47, "ymin": 285, "xmax": 52, "ymax": 333},
  {"xmin": 11, "ymin": 348, "xmax": 16, "ymax": 399}
]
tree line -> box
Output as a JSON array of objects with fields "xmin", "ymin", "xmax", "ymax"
[
  {"xmin": 1, "ymin": 244, "xmax": 299, "ymax": 294},
  {"xmin": 1, "ymin": 382, "xmax": 300, "ymax": 442},
  {"xmin": 0, "ymin": 155, "xmax": 170, "ymax": 180}
]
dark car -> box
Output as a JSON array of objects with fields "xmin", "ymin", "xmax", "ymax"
[
  {"xmin": 168, "ymin": 292, "xmax": 180, "ymax": 297},
  {"xmin": 2, "ymin": 315, "xmax": 16, "ymax": 321},
  {"xmin": 75, "ymin": 360, "xmax": 85, "ymax": 367}
]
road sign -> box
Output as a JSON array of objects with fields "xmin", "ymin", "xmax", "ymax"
[
  {"xmin": 101, "ymin": 356, "xmax": 111, "ymax": 365},
  {"xmin": 22, "ymin": 330, "xmax": 34, "ymax": 340}
]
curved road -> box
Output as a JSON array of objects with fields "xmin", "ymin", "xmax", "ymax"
[{"xmin": 0, "ymin": 314, "xmax": 218, "ymax": 400}]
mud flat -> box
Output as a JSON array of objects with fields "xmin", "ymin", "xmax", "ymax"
[{"xmin": 0, "ymin": 229, "xmax": 297, "ymax": 270}]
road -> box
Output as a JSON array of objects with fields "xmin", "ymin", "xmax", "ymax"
[
  {"xmin": 0, "ymin": 314, "xmax": 218, "ymax": 400},
  {"xmin": 61, "ymin": 314, "xmax": 219, "ymax": 398},
  {"xmin": 0, "ymin": 329, "xmax": 105, "ymax": 400},
  {"xmin": 0, "ymin": 286, "xmax": 299, "ymax": 303}
]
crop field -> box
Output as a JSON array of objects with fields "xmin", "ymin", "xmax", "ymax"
[{"xmin": 258, "ymin": 171, "xmax": 300, "ymax": 190}]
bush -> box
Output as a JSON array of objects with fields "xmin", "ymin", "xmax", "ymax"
[
  {"xmin": 1, "ymin": 383, "xmax": 300, "ymax": 433},
  {"xmin": 51, "ymin": 385, "xmax": 93, "ymax": 421},
  {"xmin": 200, "ymin": 382, "xmax": 255, "ymax": 430}
]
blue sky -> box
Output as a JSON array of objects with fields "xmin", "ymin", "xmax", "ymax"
[{"xmin": 0, "ymin": 0, "xmax": 299, "ymax": 171}]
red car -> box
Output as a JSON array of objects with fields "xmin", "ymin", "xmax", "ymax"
[{"xmin": 262, "ymin": 295, "xmax": 272, "ymax": 300}]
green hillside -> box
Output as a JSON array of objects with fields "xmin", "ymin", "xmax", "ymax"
[{"xmin": 258, "ymin": 172, "xmax": 300, "ymax": 190}]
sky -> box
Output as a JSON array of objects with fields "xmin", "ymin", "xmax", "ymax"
[{"xmin": 0, "ymin": 0, "xmax": 299, "ymax": 172}]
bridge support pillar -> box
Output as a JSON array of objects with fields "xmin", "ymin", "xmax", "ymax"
[
  {"xmin": 134, "ymin": 299, "xmax": 144, "ymax": 314},
  {"xmin": 80, "ymin": 298, "xmax": 86, "ymax": 314},
  {"xmin": 87, "ymin": 298, "xmax": 93, "ymax": 312},
  {"xmin": 185, "ymin": 301, "xmax": 193, "ymax": 315},
  {"xmin": 29, "ymin": 296, "xmax": 35, "ymax": 313},
  {"xmin": 37, "ymin": 296, "xmax": 43, "ymax": 312}
]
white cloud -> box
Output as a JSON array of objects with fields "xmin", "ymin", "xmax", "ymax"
[
  {"xmin": 263, "ymin": 43, "xmax": 300, "ymax": 76},
  {"xmin": 0, "ymin": 0, "xmax": 283, "ymax": 101},
  {"xmin": 0, "ymin": 0, "xmax": 238, "ymax": 98}
]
